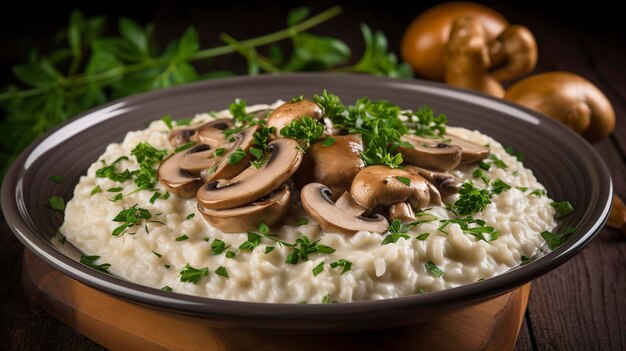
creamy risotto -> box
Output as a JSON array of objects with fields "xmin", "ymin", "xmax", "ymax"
[{"xmin": 60, "ymin": 97, "xmax": 558, "ymax": 303}]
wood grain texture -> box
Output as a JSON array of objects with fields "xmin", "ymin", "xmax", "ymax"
[{"xmin": 1, "ymin": 1, "xmax": 625, "ymax": 350}]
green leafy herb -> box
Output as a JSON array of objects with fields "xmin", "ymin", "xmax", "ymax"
[
  {"xmin": 161, "ymin": 286, "xmax": 173, "ymax": 292},
  {"xmin": 551, "ymin": 201, "xmax": 575, "ymax": 218},
  {"xmin": 211, "ymin": 239, "xmax": 228, "ymax": 254},
  {"xmin": 312, "ymin": 261, "xmax": 324, "ymax": 276},
  {"xmin": 162, "ymin": 115, "xmax": 173, "ymax": 129},
  {"xmin": 322, "ymin": 137, "xmax": 336, "ymax": 147},
  {"xmin": 396, "ymin": 176, "xmax": 411, "ymax": 186},
  {"xmin": 285, "ymin": 235, "xmax": 335, "ymax": 264},
  {"xmin": 541, "ymin": 227, "xmax": 577, "ymax": 251},
  {"xmin": 425, "ymin": 261, "xmax": 444, "ymax": 277},
  {"xmin": 96, "ymin": 156, "xmax": 132, "ymax": 182},
  {"xmin": 174, "ymin": 141, "xmax": 196, "ymax": 153},
  {"xmin": 521, "ymin": 255, "xmax": 533, "ymax": 265},
  {"xmin": 472, "ymin": 168, "xmax": 490, "ymax": 184},
  {"xmin": 90, "ymin": 185, "xmax": 102, "ymax": 195},
  {"xmin": 409, "ymin": 210, "xmax": 439, "ymax": 226},
  {"xmin": 451, "ymin": 181, "xmax": 491, "ymax": 215},
  {"xmin": 321, "ymin": 294, "xmax": 331, "ymax": 304},
  {"xmin": 175, "ymin": 234, "xmax": 189, "ymax": 241},
  {"xmin": 176, "ymin": 118, "xmax": 192, "ymax": 126},
  {"xmin": 313, "ymin": 90, "xmax": 344, "ymax": 120},
  {"xmin": 186, "ymin": 213, "xmax": 195, "ymax": 220},
  {"xmin": 227, "ymin": 147, "xmax": 246, "ymax": 165},
  {"xmin": 265, "ymin": 246, "xmax": 275, "ymax": 254},
  {"xmin": 416, "ymin": 233, "xmax": 430, "ymax": 241},
  {"xmin": 109, "ymin": 193, "xmax": 123, "ymax": 202},
  {"xmin": 107, "ymin": 186, "xmax": 123, "ymax": 192},
  {"xmin": 250, "ymin": 126, "xmax": 274, "ymax": 168},
  {"xmin": 225, "ymin": 251, "xmax": 236, "ymax": 258},
  {"xmin": 490, "ymin": 179, "xmax": 511, "ymax": 195},
  {"xmin": 488, "ymin": 154, "xmax": 508, "ymax": 170},
  {"xmin": 179, "ymin": 263, "xmax": 209, "ymax": 284},
  {"xmin": 239, "ymin": 232, "xmax": 262, "ymax": 252},
  {"xmin": 214, "ymin": 147, "xmax": 226, "ymax": 156},
  {"xmin": 111, "ymin": 204, "xmax": 151, "ymax": 236},
  {"xmin": 329, "ymin": 259, "xmax": 352, "ymax": 274},
  {"xmin": 290, "ymin": 95, "xmax": 304, "ymax": 102},
  {"xmin": 80, "ymin": 255, "xmax": 111, "ymax": 273},
  {"xmin": 407, "ymin": 105, "xmax": 447, "ymax": 138},
  {"xmin": 229, "ymin": 98, "xmax": 255, "ymax": 125},
  {"xmin": 382, "ymin": 219, "xmax": 410, "ymax": 244},
  {"xmin": 164, "ymin": 264, "xmax": 171, "ymax": 269},
  {"xmin": 504, "ymin": 146, "xmax": 525, "ymax": 161},
  {"xmin": 438, "ymin": 216, "xmax": 499, "ymax": 241},
  {"xmin": 516, "ymin": 186, "xmax": 528, "ymax": 192},
  {"xmin": 162, "ymin": 192, "xmax": 170, "ymax": 200},
  {"xmin": 296, "ymin": 218, "xmax": 309, "ymax": 226},
  {"xmin": 529, "ymin": 189, "xmax": 546, "ymax": 197},
  {"xmin": 215, "ymin": 266, "xmax": 229, "ymax": 278},
  {"xmin": 149, "ymin": 191, "xmax": 161, "ymax": 204},
  {"xmin": 48, "ymin": 196, "xmax": 65, "ymax": 211},
  {"xmin": 152, "ymin": 251, "xmax": 162, "ymax": 258},
  {"xmin": 49, "ymin": 175, "xmax": 64, "ymax": 184},
  {"xmin": 280, "ymin": 115, "xmax": 325, "ymax": 148}
]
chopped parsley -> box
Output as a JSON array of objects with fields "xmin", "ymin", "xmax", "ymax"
[
  {"xmin": 280, "ymin": 115, "xmax": 325, "ymax": 148},
  {"xmin": 450, "ymin": 181, "xmax": 492, "ymax": 215},
  {"xmin": 290, "ymin": 95, "xmax": 304, "ymax": 102},
  {"xmin": 382, "ymin": 219, "xmax": 410, "ymax": 244},
  {"xmin": 490, "ymin": 179, "xmax": 511, "ymax": 195},
  {"xmin": 80, "ymin": 255, "xmax": 111, "ymax": 273},
  {"xmin": 179, "ymin": 264, "xmax": 209, "ymax": 284},
  {"xmin": 551, "ymin": 201, "xmax": 575, "ymax": 218},
  {"xmin": 521, "ymin": 255, "xmax": 533, "ymax": 265},
  {"xmin": 175, "ymin": 234, "xmax": 189, "ymax": 241},
  {"xmin": 516, "ymin": 186, "xmax": 528, "ymax": 192},
  {"xmin": 396, "ymin": 176, "xmax": 411, "ymax": 186},
  {"xmin": 130, "ymin": 142, "xmax": 167, "ymax": 190},
  {"xmin": 211, "ymin": 239, "xmax": 228, "ymax": 255},
  {"xmin": 438, "ymin": 216, "xmax": 499, "ymax": 241},
  {"xmin": 152, "ymin": 251, "xmax": 162, "ymax": 258},
  {"xmin": 90, "ymin": 185, "xmax": 102, "ymax": 196},
  {"xmin": 161, "ymin": 286, "xmax": 173, "ymax": 292},
  {"xmin": 425, "ymin": 261, "xmax": 444, "ymax": 277},
  {"xmin": 416, "ymin": 233, "xmax": 430, "ymax": 241},
  {"xmin": 226, "ymin": 147, "xmax": 246, "ymax": 165},
  {"xmin": 186, "ymin": 213, "xmax": 195, "ymax": 220},
  {"xmin": 215, "ymin": 266, "xmax": 229, "ymax": 278},
  {"xmin": 96, "ymin": 156, "xmax": 132, "ymax": 182},
  {"xmin": 285, "ymin": 236, "xmax": 335, "ymax": 264},
  {"xmin": 529, "ymin": 189, "xmax": 546, "ymax": 197},
  {"xmin": 329, "ymin": 259, "xmax": 352, "ymax": 274},
  {"xmin": 225, "ymin": 251, "xmax": 236, "ymax": 258},
  {"xmin": 239, "ymin": 232, "xmax": 262, "ymax": 252},
  {"xmin": 214, "ymin": 147, "xmax": 226, "ymax": 157},
  {"xmin": 321, "ymin": 294, "xmax": 331, "ymax": 304},
  {"xmin": 312, "ymin": 262, "xmax": 324, "ymax": 276},
  {"xmin": 149, "ymin": 191, "xmax": 161, "ymax": 204},
  {"xmin": 541, "ymin": 227, "xmax": 577, "ymax": 251},
  {"xmin": 407, "ymin": 105, "xmax": 447, "ymax": 138},
  {"xmin": 229, "ymin": 98, "xmax": 255, "ymax": 125},
  {"xmin": 161, "ymin": 115, "xmax": 173, "ymax": 129},
  {"xmin": 296, "ymin": 218, "xmax": 309, "ymax": 226},
  {"xmin": 409, "ymin": 211, "xmax": 439, "ymax": 226},
  {"xmin": 174, "ymin": 141, "xmax": 196, "ymax": 153},
  {"xmin": 109, "ymin": 193, "xmax": 123, "ymax": 202},
  {"xmin": 488, "ymin": 154, "xmax": 508, "ymax": 170},
  {"xmin": 314, "ymin": 90, "xmax": 344, "ymax": 120},
  {"xmin": 505, "ymin": 146, "xmax": 525, "ymax": 161},
  {"xmin": 250, "ymin": 126, "xmax": 274, "ymax": 168},
  {"xmin": 472, "ymin": 168, "xmax": 490, "ymax": 184},
  {"xmin": 49, "ymin": 175, "xmax": 63, "ymax": 184},
  {"xmin": 265, "ymin": 246, "xmax": 275, "ymax": 254},
  {"xmin": 322, "ymin": 137, "xmax": 336, "ymax": 147},
  {"xmin": 48, "ymin": 196, "xmax": 65, "ymax": 211},
  {"xmin": 107, "ymin": 186, "xmax": 123, "ymax": 192},
  {"xmin": 111, "ymin": 204, "xmax": 151, "ymax": 236}
]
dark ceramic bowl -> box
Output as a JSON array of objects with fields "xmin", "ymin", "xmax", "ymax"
[{"xmin": 1, "ymin": 74, "xmax": 612, "ymax": 331}]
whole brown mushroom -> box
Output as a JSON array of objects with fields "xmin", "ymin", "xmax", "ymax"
[
  {"xmin": 401, "ymin": 2, "xmax": 508, "ymax": 81},
  {"xmin": 505, "ymin": 72, "xmax": 615, "ymax": 141}
]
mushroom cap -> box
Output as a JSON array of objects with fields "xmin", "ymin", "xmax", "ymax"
[
  {"xmin": 198, "ymin": 185, "xmax": 291, "ymax": 233},
  {"xmin": 405, "ymin": 165, "xmax": 462, "ymax": 198},
  {"xmin": 401, "ymin": 2, "xmax": 508, "ymax": 81},
  {"xmin": 202, "ymin": 125, "xmax": 259, "ymax": 181},
  {"xmin": 157, "ymin": 150, "xmax": 203, "ymax": 198},
  {"xmin": 169, "ymin": 118, "xmax": 234, "ymax": 147},
  {"xmin": 505, "ymin": 71, "xmax": 615, "ymax": 141},
  {"xmin": 488, "ymin": 25, "xmax": 538, "ymax": 82},
  {"xmin": 293, "ymin": 134, "xmax": 364, "ymax": 201},
  {"xmin": 396, "ymin": 135, "xmax": 462, "ymax": 171},
  {"xmin": 197, "ymin": 138, "xmax": 303, "ymax": 210},
  {"xmin": 301, "ymin": 183, "xmax": 389, "ymax": 235},
  {"xmin": 444, "ymin": 133, "xmax": 490, "ymax": 164},
  {"xmin": 350, "ymin": 165, "xmax": 432, "ymax": 210},
  {"xmin": 266, "ymin": 100, "xmax": 323, "ymax": 137},
  {"xmin": 444, "ymin": 16, "xmax": 505, "ymax": 97}
]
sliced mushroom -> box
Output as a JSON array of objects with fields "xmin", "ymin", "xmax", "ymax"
[
  {"xmin": 267, "ymin": 99, "xmax": 323, "ymax": 137},
  {"xmin": 396, "ymin": 135, "xmax": 462, "ymax": 171},
  {"xmin": 201, "ymin": 125, "xmax": 259, "ymax": 182},
  {"xmin": 388, "ymin": 202, "xmax": 417, "ymax": 223},
  {"xmin": 169, "ymin": 118, "xmax": 234, "ymax": 147},
  {"xmin": 178, "ymin": 144, "xmax": 217, "ymax": 175},
  {"xmin": 198, "ymin": 185, "xmax": 291, "ymax": 233},
  {"xmin": 157, "ymin": 151, "xmax": 203, "ymax": 199},
  {"xmin": 293, "ymin": 134, "xmax": 364, "ymax": 201},
  {"xmin": 350, "ymin": 165, "xmax": 433, "ymax": 211},
  {"xmin": 405, "ymin": 165, "xmax": 462, "ymax": 198},
  {"xmin": 444, "ymin": 133, "xmax": 490, "ymax": 164},
  {"xmin": 197, "ymin": 138, "xmax": 303, "ymax": 210},
  {"xmin": 301, "ymin": 183, "xmax": 389, "ymax": 235}
]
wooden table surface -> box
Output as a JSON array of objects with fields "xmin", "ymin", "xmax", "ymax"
[{"xmin": 1, "ymin": 1, "xmax": 625, "ymax": 350}]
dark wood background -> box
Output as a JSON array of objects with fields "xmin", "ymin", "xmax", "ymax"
[{"xmin": 1, "ymin": 1, "xmax": 625, "ymax": 349}]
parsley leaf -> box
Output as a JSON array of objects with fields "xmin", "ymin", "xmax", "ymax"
[
  {"xmin": 48, "ymin": 196, "xmax": 65, "ymax": 211},
  {"xmin": 425, "ymin": 261, "xmax": 444, "ymax": 277},
  {"xmin": 80, "ymin": 255, "xmax": 111, "ymax": 273},
  {"xmin": 313, "ymin": 90, "xmax": 344, "ymax": 120},
  {"xmin": 396, "ymin": 176, "xmax": 410, "ymax": 186},
  {"xmin": 227, "ymin": 147, "xmax": 246, "ymax": 165},
  {"xmin": 541, "ymin": 227, "xmax": 577, "ymax": 250},
  {"xmin": 312, "ymin": 261, "xmax": 324, "ymax": 276},
  {"xmin": 111, "ymin": 204, "xmax": 151, "ymax": 236},
  {"xmin": 179, "ymin": 263, "xmax": 209, "ymax": 284},
  {"xmin": 490, "ymin": 179, "xmax": 511, "ymax": 195},
  {"xmin": 451, "ymin": 181, "xmax": 492, "ymax": 215},
  {"xmin": 211, "ymin": 239, "xmax": 228, "ymax": 254},
  {"xmin": 329, "ymin": 259, "xmax": 352, "ymax": 274},
  {"xmin": 280, "ymin": 115, "xmax": 325, "ymax": 148},
  {"xmin": 551, "ymin": 201, "xmax": 575, "ymax": 218},
  {"xmin": 382, "ymin": 219, "xmax": 410, "ymax": 244},
  {"xmin": 215, "ymin": 266, "xmax": 229, "ymax": 278},
  {"xmin": 175, "ymin": 234, "xmax": 189, "ymax": 241},
  {"xmin": 322, "ymin": 137, "xmax": 336, "ymax": 147},
  {"xmin": 49, "ymin": 175, "xmax": 64, "ymax": 184},
  {"xmin": 407, "ymin": 105, "xmax": 447, "ymax": 138}
]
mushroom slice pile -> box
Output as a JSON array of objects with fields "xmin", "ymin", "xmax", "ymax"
[
  {"xmin": 201, "ymin": 125, "xmax": 259, "ymax": 182},
  {"xmin": 301, "ymin": 183, "xmax": 389, "ymax": 235},
  {"xmin": 169, "ymin": 118, "xmax": 234, "ymax": 147},
  {"xmin": 396, "ymin": 135, "xmax": 462, "ymax": 171},
  {"xmin": 158, "ymin": 147, "xmax": 206, "ymax": 198},
  {"xmin": 267, "ymin": 99, "xmax": 323, "ymax": 137},
  {"xmin": 199, "ymin": 185, "xmax": 291, "ymax": 233},
  {"xmin": 197, "ymin": 138, "xmax": 303, "ymax": 210}
]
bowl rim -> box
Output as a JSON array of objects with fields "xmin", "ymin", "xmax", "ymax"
[{"xmin": 1, "ymin": 73, "xmax": 613, "ymax": 323}]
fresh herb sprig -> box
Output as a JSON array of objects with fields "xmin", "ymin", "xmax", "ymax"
[
  {"xmin": 280, "ymin": 115, "xmax": 325, "ymax": 148},
  {"xmin": 80, "ymin": 255, "xmax": 111, "ymax": 273},
  {"xmin": 450, "ymin": 181, "xmax": 492, "ymax": 216},
  {"xmin": 111, "ymin": 204, "xmax": 152, "ymax": 236}
]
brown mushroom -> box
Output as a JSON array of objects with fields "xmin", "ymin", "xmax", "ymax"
[
  {"xmin": 505, "ymin": 72, "xmax": 615, "ymax": 141},
  {"xmin": 197, "ymin": 138, "xmax": 303, "ymax": 210},
  {"xmin": 396, "ymin": 135, "xmax": 462, "ymax": 171},
  {"xmin": 444, "ymin": 16, "xmax": 505, "ymax": 97},
  {"xmin": 293, "ymin": 135, "xmax": 364, "ymax": 201},
  {"xmin": 401, "ymin": 2, "xmax": 508, "ymax": 81},
  {"xmin": 178, "ymin": 144, "xmax": 217, "ymax": 175},
  {"xmin": 201, "ymin": 125, "xmax": 259, "ymax": 182},
  {"xmin": 388, "ymin": 202, "xmax": 417, "ymax": 223},
  {"xmin": 350, "ymin": 165, "xmax": 434, "ymax": 211},
  {"xmin": 266, "ymin": 99, "xmax": 323, "ymax": 137},
  {"xmin": 405, "ymin": 165, "xmax": 462, "ymax": 198},
  {"xmin": 444, "ymin": 133, "xmax": 490, "ymax": 164},
  {"xmin": 198, "ymin": 185, "xmax": 291, "ymax": 233},
  {"xmin": 488, "ymin": 25, "xmax": 537, "ymax": 82},
  {"xmin": 301, "ymin": 183, "xmax": 389, "ymax": 235},
  {"xmin": 157, "ymin": 150, "xmax": 203, "ymax": 199},
  {"xmin": 169, "ymin": 118, "xmax": 234, "ymax": 147}
]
